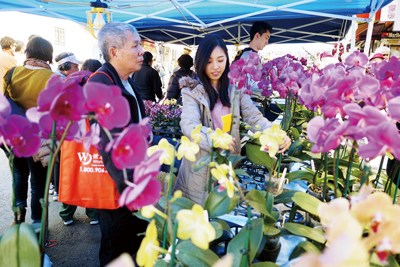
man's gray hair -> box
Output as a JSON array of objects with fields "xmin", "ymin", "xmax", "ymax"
[{"xmin": 98, "ymin": 22, "xmax": 139, "ymax": 62}]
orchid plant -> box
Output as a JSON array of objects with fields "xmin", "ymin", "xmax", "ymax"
[
  {"xmin": 144, "ymin": 99, "xmax": 182, "ymax": 137},
  {"xmin": 300, "ymin": 51, "xmax": 400, "ymax": 199},
  {"xmin": 0, "ymin": 71, "xmax": 163, "ymax": 265}
]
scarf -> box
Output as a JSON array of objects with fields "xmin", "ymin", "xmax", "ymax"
[{"xmin": 24, "ymin": 58, "xmax": 51, "ymax": 70}]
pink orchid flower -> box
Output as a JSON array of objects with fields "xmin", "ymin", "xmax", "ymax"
[
  {"xmin": 387, "ymin": 96, "xmax": 400, "ymax": 121},
  {"xmin": 83, "ymin": 82, "xmax": 131, "ymax": 130},
  {"xmin": 307, "ymin": 116, "xmax": 346, "ymax": 153},
  {"xmin": 0, "ymin": 115, "xmax": 41, "ymax": 157},
  {"xmin": 50, "ymin": 86, "xmax": 87, "ymax": 122},
  {"xmin": 0, "ymin": 94, "xmax": 11, "ymax": 120},
  {"xmin": 344, "ymin": 50, "xmax": 368, "ymax": 70},
  {"xmin": 358, "ymin": 121, "xmax": 400, "ymax": 161},
  {"xmin": 298, "ymin": 73, "xmax": 326, "ymax": 111},
  {"xmin": 38, "ymin": 112, "xmax": 80, "ymax": 141},
  {"xmin": 111, "ymin": 124, "xmax": 148, "ymax": 170},
  {"xmin": 118, "ymin": 151, "xmax": 162, "ymax": 211},
  {"xmin": 374, "ymin": 56, "xmax": 400, "ymax": 81},
  {"xmin": 343, "ymin": 104, "xmax": 390, "ymax": 141},
  {"xmin": 37, "ymin": 75, "xmax": 65, "ymax": 112}
]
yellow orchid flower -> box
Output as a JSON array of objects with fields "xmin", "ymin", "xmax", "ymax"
[
  {"xmin": 318, "ymin": 198, "xmax": 350, "ymax": 226},
  {"xmin": 259, "ymin": 124, "xmax": 287, "ymax": 157},
  {"xmin": 294, "ymin": 234, "xmax": 369, "ymax": 267},
  {"xmin": 107, "ymin": 253, "xmax": 134, "ymax": 267},
  {"xmin": 163, "ymin": 99, "xmax": 171, "ymax": 105},
  {"xmin": 136, "ymin": 220, "xmax": 160, "ymax": 267},
  {"xmin": 210, "ymin": 163, "xmax": 236, "ymax": 198},
  {"xmin": 147, "ymin": 138, "xmax": 175, "ymax": 166},
  {"xmin": 141, "ymin": 205, "xmax": 167, "ymax": 219},
  {"xmin": 351, "ymin": 192, "xmax": 400, "ymax": 230},
  {"xmin": 210, "ymin": 128, "xmax": 232, "ymax": 150},
  {"xmin": 191, "ymin": 124, "xmax": 202, "ymax": 144},
  {"xmin": 176, "ymin": 204, "xmax": 216, "ymax": 250},
  {"xmin": 177, "ymin": 136, "xmax": 199, "ymax": 162},
  {"xmin": 170, "ymin": 98, "xmax": 177, "ymax": 105}
]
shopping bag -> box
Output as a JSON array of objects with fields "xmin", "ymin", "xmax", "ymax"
[{"xmin": 58, "ymin": 140, "xmax": 120, "ymax": 209}]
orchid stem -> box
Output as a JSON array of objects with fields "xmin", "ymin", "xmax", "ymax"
[
  {"xmin": 39, "ymin": 120, "xmax": 72, "ymax": 253},
  {"xmin": 169, "ymin": 221, "xmax": 178, "ymax": 267},
  {"xmin": 393, "ymin": 170, "xmax": 400, "ymax": 204},
  {"xmin": 208, "ymin": 143, "xmax": 214, "ymax": 193},
  {"xmin": 323, "ymin": 154, "xmax": 328, "ymax": 201},
  {"xmin": 242, "ymin": 206, "xmax": 252, "ymax": 267},
  {"xmin": 373, "ymin": 156, "xmax": 385, "ymax": 189},
  {"xmin": 360, "ymin": 164, "xmax": 370, "ymax": 186},
  {"xmin": 333, "ymin": 148, "xmax": 339, "ymax": 198},
  {"xmin": 343, "ymin": 143, "xmax": 356, "ymax": 197}
]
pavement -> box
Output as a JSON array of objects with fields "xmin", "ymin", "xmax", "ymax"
[{"xmin": 0, "ymin": 150, "xmax": 101, "ymax": 266}]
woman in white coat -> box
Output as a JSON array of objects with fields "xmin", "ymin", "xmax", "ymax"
[{"xmin": 174, "ymin": 34, "xmax": 290, "ymax": 205}]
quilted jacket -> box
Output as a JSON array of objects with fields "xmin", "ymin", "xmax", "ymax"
[{"xmin": 174, "ymin": 76, "xmax": 272, "ymax": 204}]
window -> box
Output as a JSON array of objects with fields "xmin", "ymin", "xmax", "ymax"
[{"xmin": 55, "ymin": 27, "xmax": 65, "ymax": 47}]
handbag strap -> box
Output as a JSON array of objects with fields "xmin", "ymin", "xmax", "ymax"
[
  {"xmin": 89, "ymin": 70, "xmax": 114, "ymax": 84},
  {"xmin": 4, "ymin": 67, "xmax": 16, "ymax": 98}
]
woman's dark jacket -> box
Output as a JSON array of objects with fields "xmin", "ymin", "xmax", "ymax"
[{"xmin": 166, "ymin": 68, "xmax": 195, "ymax": 101}]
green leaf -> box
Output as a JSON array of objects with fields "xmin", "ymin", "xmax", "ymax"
[
  {"xmin": 263, "ymin": 224, "xmax": 280, "ymax": 236},
  {"xmin": 0, "ymin": 223, "xmax": 41, "ymax": 267},
  {"xmin": 210, "ymin": 221, "xmax": 223, "ymax": 240},
  {"xmin": 289, "ymin": 241, "xmax": 321, "ymax": 260},
  {"xmin": 288, "ymin": 127, "xmax": 300, "ymax": 140},
  {"xmin": 286, "ymin": 170, "xmax": 314, "ymax": 183},
  {"xmin": 245, "ymin": 190, "xmax": 275, "ymax": 222},
  {"xmin": 170, "ymin": 197, "xmax": 195, "ymax": 214},
  {"xmin": 154, "ymin": 259, "xmax": 168, "ymax": 267},
  {"xmin": 274, "ymin": 190, "xmax": 297, "ymax": 204},
  {"xmin": 291, "ymin": 191, "xmax": 322, "ymax": 216},
  {"xmin": 283, "ymin": 223, "xmax": 326, "ymax": 244},
  {"xmin": 204, "ymin": 187, "xmax": 240, "ymax": 218},
  {"xmin": 245, "ymin": 143, "xmax": 276, "ymax": 171},
  {"xmin": 176, "ymin": 241, "xmax": 219, "ymax": 267},
  {"xmin": 193, "ymin": 155, "xmax": 211, "ymax": 172},
  {"xmin": 234, "ymin": 168, "xmax": 250, "ymax": 177},
  {"xmin": 252, "ymin": 262, "xmax": 279, "ymax": 267},
  {"xmin": 227, "ymin": 218, "xmax": 264, "ymax": 267}
]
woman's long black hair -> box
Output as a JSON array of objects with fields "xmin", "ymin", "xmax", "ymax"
[{"xmin": 195, "ymin": 34, "xmax": 231, "ymax": 111}]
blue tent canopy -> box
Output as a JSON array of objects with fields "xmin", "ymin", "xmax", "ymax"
[{"xmin": 0, "ymin": 0, "xmax": 392, "ymax": 45}]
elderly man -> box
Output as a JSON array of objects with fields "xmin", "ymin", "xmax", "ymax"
[{"xmin": 88, "ymin": 22, "xmax": 147, "ymax": 266}]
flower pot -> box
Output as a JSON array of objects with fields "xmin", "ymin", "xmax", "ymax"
[{"xmin": 255, "ymin": 236, "xmax": 281, "ymax": 263}]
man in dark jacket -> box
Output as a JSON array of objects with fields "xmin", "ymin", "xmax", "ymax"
[
  {"xmin": 133, "ymin": 51, "xmax": 163, "ymax": 101},
  {"xmin": 88, "ymin": 22, "xmax": 148, "ymax": 266}
]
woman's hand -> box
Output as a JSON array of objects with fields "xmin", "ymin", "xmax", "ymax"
[{"xmin": 278, "ymin": 136, "xmax": 291, "ymax": 153}]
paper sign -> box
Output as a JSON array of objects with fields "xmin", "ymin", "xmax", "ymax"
[{"xmin": 221, "ymin": 113, "xmax": 232, "ymax": 133}]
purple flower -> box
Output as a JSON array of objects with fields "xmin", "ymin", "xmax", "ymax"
[
  {"xmin": 373, "ymin": 56, "xmax": 400, "ymax": 81},
  {"xmin": 111, "ymin": 124, "xmax": 148, "ymax": 170},
  {"xmin": 387, "ymin": 96, "xmax": 400, "ymax": 121},
  {"xmin": 358, "ymin": 121, "xmax": 400, "ymax": 161},
  {"xmin": 307, "ymin": 116, "xmax": 346, "ymax": 153},
  {"xmin": 0, "ymin": 115, "xmax": 41, "ymax": 157},
  {"xmin": 83, "ymin": 82, "xmax": 131, "ymax": 130},
  {"xmin": 0, "ymin": 94, "xmax": 11, "ymax": 120},
  {"xmin": 118, "ymin": 151, "xmax": 162, "ymax": 211},
  {"xmin": 344, "ymin": 50, "xmax": 368, "ymax": 70}
]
